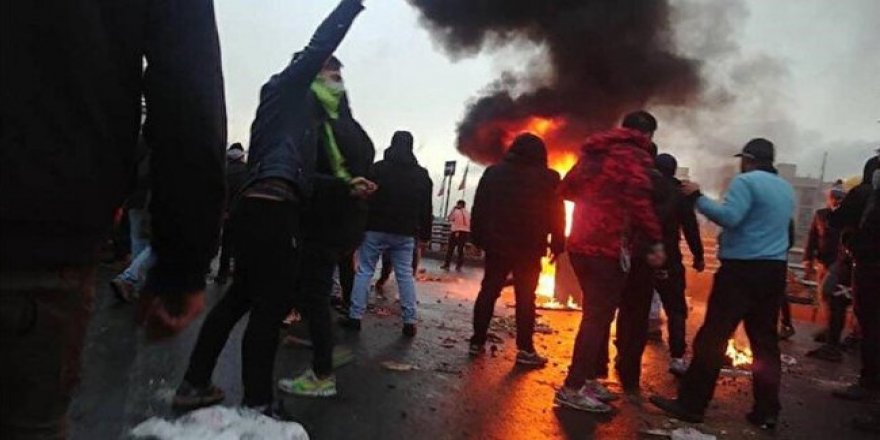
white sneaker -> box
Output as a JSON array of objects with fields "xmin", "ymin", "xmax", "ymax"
[
  {"xmin": 554, "ymin": 386, "xmax": 612, "ymax": 413},
  {"xmin": 584, "ymin": 380, "xmax": 618, "ymax": 402},
  {"xmin": 669, "ymin": 358, "xmax": 689, "ymax": 376}
]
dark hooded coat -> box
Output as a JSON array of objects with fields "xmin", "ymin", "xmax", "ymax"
[
  {"xmin": 366, "ymin": 132, "xmax": 433, "ymax": 240},
  {"xmin": 470, "ymin": 135, "xmax": 566, "ymax": 258}
]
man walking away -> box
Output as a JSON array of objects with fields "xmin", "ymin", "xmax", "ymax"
[
  {"xmin": 555, "ymin": 111, "xmax": 666, "ymax": 413},
  {"xmin": 215, "ymin": 143, "xmax": 250, "ymax": 285},
  {"xmin": 442, "ymin": 200, "xmax": 471, "ymax": 271},
  {"xmin": 341, "ymin": 131, "xmax": 433, "ymax": 337},
  {"xmin": 468, "ymin": 134, "xmax": 565, "ymax": 367},
  {"xmin": 829, "ymin": 155, "xmax": 880, "ymax": 402},
  {"xmin": 651, "ymin": 138, "xmax": 795, "ymax": 431},
  {"xmin": 654, "ymin": 153, "xmax": 705, "ymax": 376},
  {"xmin": 176, "ymin": 0, "xmax": 366, "ymax": 415},
  {"xmin": 1, "ymin": 0, "xmax": 226, "ymax": 437}
]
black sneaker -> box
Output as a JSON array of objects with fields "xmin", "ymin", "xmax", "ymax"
[
  {"xmin": 515, "ymin": 350, "xmax": 548, "ymax": 367},
  {"xmin": 648, "ymin": 396, "xmax": 704, "ymax": 423},
  {"xmin": 172, "ymin": 381, "xmax": 225, "ymax": 411},
  {"xmin": 403, "ymin": 323, "xmax": 417, "ymax": 338},
  {"xmin": 746, "ymin": 412, "xmax": 778, "ymax": 431},
  {"xmin": 806, "ymin": 344, "xmax": 843, "ymax": 363},
  {"xmin": 338, "ymin": 317, "xmax": 362, "ymax": 331}
]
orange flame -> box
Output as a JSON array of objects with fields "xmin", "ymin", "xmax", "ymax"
[{"xmin": 725, "ymin": 339, "xmax": 753, "ymax": 368}]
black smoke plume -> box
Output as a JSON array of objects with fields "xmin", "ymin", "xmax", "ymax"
[{"xmin": 408, "ymin": 0, "xmax": 704, "ymax": 164}]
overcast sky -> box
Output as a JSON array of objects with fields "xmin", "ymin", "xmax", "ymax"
[{"xmin": 215, "ymin": 0, "xmax": 878, "ymax": 194}]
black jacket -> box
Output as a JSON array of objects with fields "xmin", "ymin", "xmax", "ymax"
[
  {"xmin": 652, "ymin": 173, "xmax": 704, "ymax": 266},
  {"xmin": 245, "ymin": 0, "xmax": 363, "ymax": 197},
  {"xmin": 366, "ymin": 132, "xmax": 433, "ymax": 241},
  {"xmin": 302, "ymin": 94, "xmax": 375, "ymax": 253},
  {"xmin": 1, "ymin": 0, "xmax": 226, "ymax": 295},
  {"xmin": 830, "ymin": 156, "xmax": 880, "ymax": 264},
  {"xmin": 471, "ymin": 139, "xmax": 565, "ymax": 258}
]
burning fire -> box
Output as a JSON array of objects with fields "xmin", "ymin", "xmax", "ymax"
[{"xmin": 725, "ymin": 338, "xmax": 753, "ymax": 368}]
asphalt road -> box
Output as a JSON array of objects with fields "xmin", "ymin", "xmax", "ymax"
[{"xmin": 69, "ymin": 258, "xmax": 877, "ymax": 439}]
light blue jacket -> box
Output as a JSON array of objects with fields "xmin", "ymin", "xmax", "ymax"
[{"xmin": 697, "ymin": 170, "xmax": 795, "ymax": 261}]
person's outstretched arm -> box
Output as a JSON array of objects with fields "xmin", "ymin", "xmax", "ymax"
[
  {"xmin": 696, "ymin": 176, "xmax": 753, "ymax": 229},
  {"xmin": 277, "ymin": 0, "xmax": 364, "ymax": 91}
]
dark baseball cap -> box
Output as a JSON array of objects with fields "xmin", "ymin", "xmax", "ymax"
[{"xmin": 735, "ymin": 138, "xmax": 775, "ymax": 162}]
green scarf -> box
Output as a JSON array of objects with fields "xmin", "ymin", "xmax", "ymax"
[{"xmin": 311, "ymin": 80, "xmax": 352, "ymax": 182}]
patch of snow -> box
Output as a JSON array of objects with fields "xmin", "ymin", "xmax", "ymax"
[{"xmin": 130, "ymin": 406, "xmax": 308, "ymax": 440}]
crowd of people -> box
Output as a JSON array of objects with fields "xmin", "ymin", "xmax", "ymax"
[{"xmin": 2, "ymin": 0, "xmax": 879, "ymax": 438}]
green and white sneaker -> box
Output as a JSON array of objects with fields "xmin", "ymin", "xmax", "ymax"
[{"xmin": 278, "ymin": 370, "xmax": 337, "ymax": 397}]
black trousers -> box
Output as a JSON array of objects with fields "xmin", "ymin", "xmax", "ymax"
[
  {"xmin": 656, "ymin": 263, "xmax": 688, "ymax": 358},
  {"xmin": 216, "ymin": 216, "xmax": 234, "ymax": 278},
  {"xmin": 295, "ymin": 244, "xmax": 339, "ymax": 377},
  {"xmin": 678, "ymin": 260, "xmax": 786, "ymax": 417},
  {"xmin": 470, "ymin": 251, "xmax": 541, "ymax": 352},
  {"xmin": 183, "ymin": 198, "xmax": 300, "ymax": 406},
  {"xmin": 780, "ymin": 294, "xmax": 793, "ymax": 327},
  {"xmin": 565, "ymin": 255, "xmax": 654, "ymax": 390},
  {"xmin": 444, "ymin": 232, "xmax": 469, "ymax": 269},
  {"xmin": 338, "ymin": 251, "xmax": 355, "ymax": 306},
  {"xmin": 854, "ymin": 261, "xmax": 880, "ymax": 387}
]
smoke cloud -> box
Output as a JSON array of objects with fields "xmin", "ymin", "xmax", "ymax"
[{"xmin": 407, "ymin": 0, "xmax": 704, "ymax": 164}]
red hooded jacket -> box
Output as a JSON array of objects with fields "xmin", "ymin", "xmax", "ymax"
[{"xmin": 560, "ymin": 127, "xmax": 662, "ymax": 259}]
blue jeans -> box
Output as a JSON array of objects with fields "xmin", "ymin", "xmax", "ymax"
[
  {"xmin": 349, "ymin": 231, "xmax": 417, "ymax": 323},
  {"xmin": 117, "ymin": 245, "xmax": 155, "ymax": 288},
  {"xmin": 128, "ymin": 208, "xmax": 149, "ymax": 258}
]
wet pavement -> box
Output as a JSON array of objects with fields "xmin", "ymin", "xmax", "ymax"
[{"xmin": 71, "ymin": 258, "xmax": 877, "ymax": 439}]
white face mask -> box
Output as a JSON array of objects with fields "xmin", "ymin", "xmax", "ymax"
[{"xmin": 322, "ymin": 78, "xmax": 346, "ymax": 94}]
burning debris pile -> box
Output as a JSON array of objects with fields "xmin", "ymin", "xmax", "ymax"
[{"xmin": 407, "ymin": 0, "xmax": 704, "ymax": 164}]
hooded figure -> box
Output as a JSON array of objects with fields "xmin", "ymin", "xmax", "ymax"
[
  {"xmin": 470, "ymin": 133, "xmax": 565, "ymax": 258},
  {"xmin": 364, "ymin": 131, "xmax": 433, "ymax": 239},
  {"xmin": 468, "ymin": 133, "xmax": 566, "ymax": 364},
  {"xmin": 342, "ymin": 131, "xmax": 433, "ymax": 336},
  {"xmin": 560, "ymin": 127, "xmax": 662, "ymax": 259}
]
